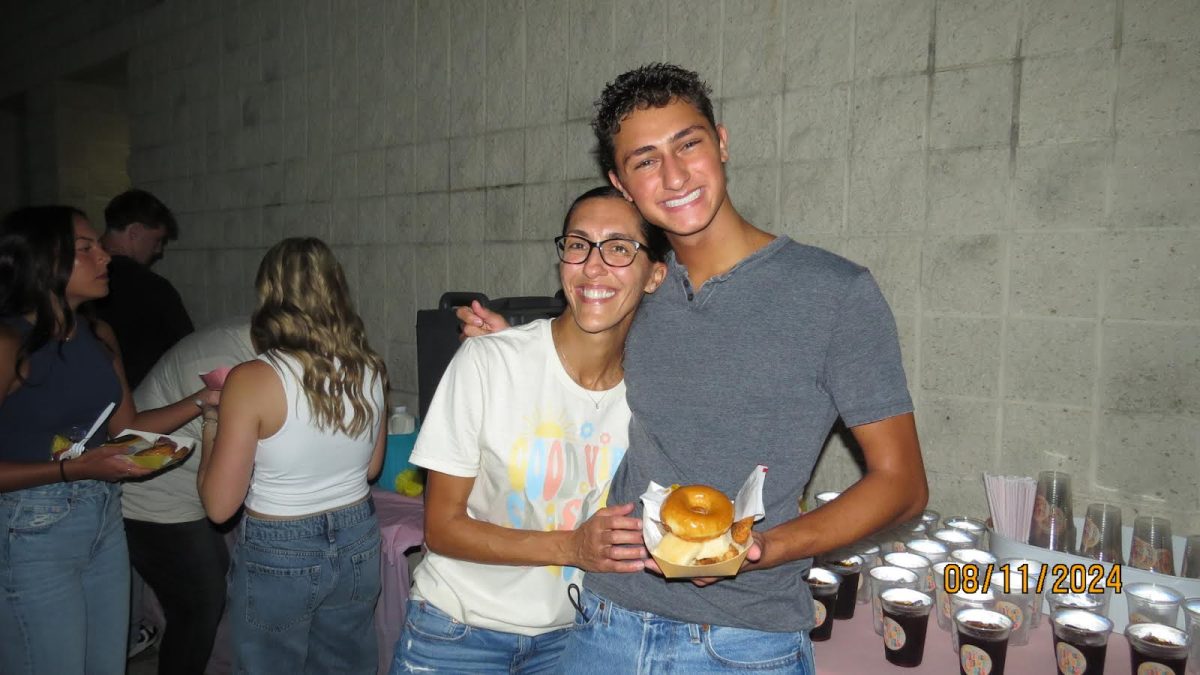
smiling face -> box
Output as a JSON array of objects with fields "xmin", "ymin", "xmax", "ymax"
[
  {"xmin": 607, "ymin": 98, "xmax": 731, "ymax": 241},
  {"xmin": 65, "ymin": 215, "xmax": 111, "ymax": 307},
  {"xmin": 559, "ymin": 196, "xmax": 666, "ymax": 337}
]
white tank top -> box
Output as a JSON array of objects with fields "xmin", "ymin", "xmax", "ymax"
[{"xmin": 245, "ymin": 351, "xmax": 384, "ymax": 516}]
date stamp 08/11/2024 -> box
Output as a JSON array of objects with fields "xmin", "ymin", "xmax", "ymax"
[{"xmin": 942, "ymin": 562, "xmax": 1123, "ymax": 595}]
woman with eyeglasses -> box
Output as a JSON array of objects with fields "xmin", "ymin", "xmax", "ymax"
[{"xmin": 389, "ymin": 186, "xmax": 668, "ymax": 673}]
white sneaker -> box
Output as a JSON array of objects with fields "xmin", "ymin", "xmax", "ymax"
[{"xmin": 128, "ymin": 623, "xmax": 160, "ymax": 659}]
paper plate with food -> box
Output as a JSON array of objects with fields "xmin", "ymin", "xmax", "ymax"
[
  {"xmin": 642, "ymin": 465, "xmax": 767, "ymax": 578},
  {"xmin": 104, "ymin": 429, "xmax": 196, "ymax": 471}
]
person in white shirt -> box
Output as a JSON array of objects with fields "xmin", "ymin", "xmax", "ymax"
[
  {"xmin": 198, "ymin": 238, "xmax": 387, "ymax": 674},
  {"xmin": 123, "ymin": 318, "xmax": 255, "ymax": 674},
  {"xmin": 389, "ymin": 186, "xmax": 669, "ymax": 673}
]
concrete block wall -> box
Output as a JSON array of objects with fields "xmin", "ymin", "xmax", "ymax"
[
  {"xmin": 55, "ymin": 81, "xmax": 132, "ymax": 222},
  {"xmin": 0, "ymin": 0, "xmax": 1196, "ymax": 532}
]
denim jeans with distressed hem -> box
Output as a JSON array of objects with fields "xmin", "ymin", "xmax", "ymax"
[
  {"xmin": 227, "ymin": 498, "xmax": 381, "ymax": 675},
  {"xmin": 0, "ymin": 480, "xmax": 130, "ymax": 675}
]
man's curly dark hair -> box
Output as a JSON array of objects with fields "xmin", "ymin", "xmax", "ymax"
[{"xmin": 591, "ymin": 63, "xmax": 717, "ymax": 176}]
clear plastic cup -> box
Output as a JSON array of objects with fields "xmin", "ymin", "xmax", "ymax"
[
  {"xmin": 920, "ymin": 510, "xmax": 941, "ymax": 528},
  {"xmin": 868, "ymin": 565, "xmax": 920, "ymax": 636},
  {"xmin": 1046, "ymin": 588, "xmax": 1111, "ymax": 619},
  {"xmin": 1130, "ymin": 515, "xmax": 1175, "ymax": 575},
  {"xmin": 944, "ymin": 515, "xmax": 989, "ymax": 551},
  {"xmin": 1051, "ymin": 609, "xmax": 1112, "ymax": 675},
  {"xmin": 1124, "ymin": 583, "xmax": 1183, "ymax": 627},
  {"xmin": 954, "ymin": 608, "xmax": 1013, "ymax": 674},
  {"xmin": 1029, "ymin": 471, "xmax": 1075, "ymax": 553},
  {"xmin": 932, "ymin": 561, "xmax": 960, "ymax": 632},
  {"xmin": 999, "ymin": 557, "xmax": 1046, "ymax": 629},
  {"xmin": 814, "ymin": 491, "xmax": 840, "ymax": 508},
  {"xmin": 884, "ymin": 551, "xmax": 934, "ymax": 594},
  {"xmin": 949, "ymin": 589, "xmax": 995, "ymax": 655},
  {"xmin": 1125, "ymin": 623, "xmax": 1188, "ymax": 674},
  {"xmin": 854, "ymin": 542, "xmax": 882, "ymax": 604},
  {"xmin": 822, "ymin": 553, "xmax": 864, "ymax": 620},
  {"xmin": 881, "ymin": 588, "xmax": 933, "ymax": 668},
  {"xmin": 806, "ymin": 566, "xmax": 840, "ymax": 642},
  {"xmin": 933, "ymin": 527, "xmax": 978, "ymax": 551},
  {"xmin": 1078, "ymin": 503, "xmax": 1124, "ymax": 564},
  {"xmin": 906, "ymin": 538, "xmax": 950, "ymax": 565},
  {"xmin": 989, "ymin": 568, "xmax": 1036, "ymax": 647}
]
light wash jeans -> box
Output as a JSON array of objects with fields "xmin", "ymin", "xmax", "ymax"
[
  {"xmin": 390, "ymin": 598, "xmax": 571, "ymax": 673},
  {"xmin": 0, "ymin": 480, "xmax": 130, "ymax": 674},
  {"xmin": 227, "ymin": 497, "xmax": 381, "ymax": 675},
  {"xmin": 557, "ymin": 588, "xmax": 817, "ymax": 674}
]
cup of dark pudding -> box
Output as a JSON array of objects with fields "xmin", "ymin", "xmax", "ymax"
[
  {"xmin": 953, "ymin": 608, "xmax": 1013, "ymax": 675},
  {"xmin": 806, "ymin": 566, "xmax": 840, "ymax": 641},
  {"xmin": 1125, "ymin": 623, "xmax": 1189, "ymax": 675},
  {"xmin": 822, "ymin": 554, "xmax": 864, "ymax": 620},
  {"xmin": 1051, "ymin": 608, "xmax": 1112, "ymax": 675},
  {"xmin": 880, "ymin": 588, "xmax": 933, "ymax": 668}
]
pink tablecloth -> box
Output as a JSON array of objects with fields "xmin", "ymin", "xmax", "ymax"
[
  {"xmin": 372, "ymin": 488, "xmax": 425, "ymax": 675},
  {"xmin": 812, "ymin": 600, "xmax": 1133, "ymax": 674}
]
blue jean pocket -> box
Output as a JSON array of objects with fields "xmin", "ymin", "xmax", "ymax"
[
  {"xmin": 405, "ymin": 600, "xmax": 469, "ymax": 642},
  {"xmin": 571, "ymin": 588, "xmax": 605, "ymax": 629},
  {"xmin": 349, "ymin": 543, "xmax": 380, "ymax": 603},
  {"xmin": 6, "ymin": 498, "xmax": 71, "ymax": 534},
  {"xmin": 244, "ymin": 560, "xmax": 321, "ymax": 632},
  {"xmin": 703, "ymin": 625, "xmax": 806, "ymax": 670}
]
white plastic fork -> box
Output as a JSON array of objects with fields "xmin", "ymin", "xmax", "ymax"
[{"xmin": 61, "ymin": 402, "xmax": 116, "ymax": 460}]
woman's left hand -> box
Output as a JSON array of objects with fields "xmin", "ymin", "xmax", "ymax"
[{"xmin": 567, "ymin": 502, "xmax": 647, "ymax": 573}]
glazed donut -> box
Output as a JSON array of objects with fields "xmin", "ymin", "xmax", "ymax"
[{"xmin": 661, "ymin": 484, "xmax": 734, "ymax": 542}]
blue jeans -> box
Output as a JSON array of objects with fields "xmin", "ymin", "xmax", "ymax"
[
  {"xmin": 557, "ymin": 589, "xmax": 816, "ymax": 674},
  {"xmin": 0, "ymin": 480, "xmax": 130, "ymax": 674},
  {"xmin": 390, "ymin": 598, "xmax": 570, "ymax": 673},
  {"xmin": 227, "ymin": 498, "xmax": 381, "ymax": 675}
]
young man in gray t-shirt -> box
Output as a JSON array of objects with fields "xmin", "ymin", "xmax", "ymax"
[{"xmin": 461, "ymin": 64, "xmax": 928, "ymax": 672}]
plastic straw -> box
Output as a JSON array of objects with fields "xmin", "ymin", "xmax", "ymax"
[{"xmin": 983, "ymin": 473, "xmax": 1037, "ymax": 544}]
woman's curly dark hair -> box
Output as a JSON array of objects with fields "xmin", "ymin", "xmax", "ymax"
[{"xmin": 591, "ymin": 63, "xmax": 717, "ymax": 176}]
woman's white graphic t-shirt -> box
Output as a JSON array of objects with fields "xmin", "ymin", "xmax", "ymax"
[{"xmin": 409, "ymin": 319, "xmax": 630, "ymax": 636}]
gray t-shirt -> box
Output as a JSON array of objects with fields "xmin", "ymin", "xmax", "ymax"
[{"xmin": 585, "ymin": 236, "xmax": 913, "ymax": 633}]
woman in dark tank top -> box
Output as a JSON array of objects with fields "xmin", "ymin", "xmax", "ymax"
[{"xmin": 0, "ymin": 206, "xmax": 220, "ymax": 674}]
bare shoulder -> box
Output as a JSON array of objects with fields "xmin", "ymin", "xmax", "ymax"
[
  {"xmin": 225, "ymin": 359, "xmax": 277, "ymax": 389},
  {"xmin": 91, "ymin": 319, "xmax": 118, "ymax": 350}
]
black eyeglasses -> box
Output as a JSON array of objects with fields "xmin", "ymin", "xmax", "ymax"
[{"xmin": 554, "ymin": 234, "xmax": 646, "ymax": 267}]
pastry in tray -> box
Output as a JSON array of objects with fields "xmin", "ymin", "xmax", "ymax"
[{"xmin": 103, "ymin": 433, "xmax": 192, "ymax": 470}]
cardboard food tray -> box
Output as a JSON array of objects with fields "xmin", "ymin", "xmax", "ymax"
[
  {"xmin": 110, "ymin": 429, "xmax": 196, "ymax": 471},
  {"xmin": 643, "ymin": 466, "xmax": 767, "ymax": 579},
  {"xmin": 990, "ymin": 516, "xmax": 1200, "ymax": 632},
  {"xmin": 652, "ymin": 541, "xmax": 751, "ymax": 579}
]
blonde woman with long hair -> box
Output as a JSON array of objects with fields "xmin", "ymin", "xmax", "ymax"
[{"xmin": 198, "ymin": 238, "xmax": 387, "ymax": 674}]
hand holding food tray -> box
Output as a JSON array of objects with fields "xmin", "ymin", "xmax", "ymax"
[
  {"xmin": 642, "ymin": 465, "xmax": 767, "ymax": 578},
  {"xmin": 100, "ymin": 429, "xmax": 195, "ymax": 472}
]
